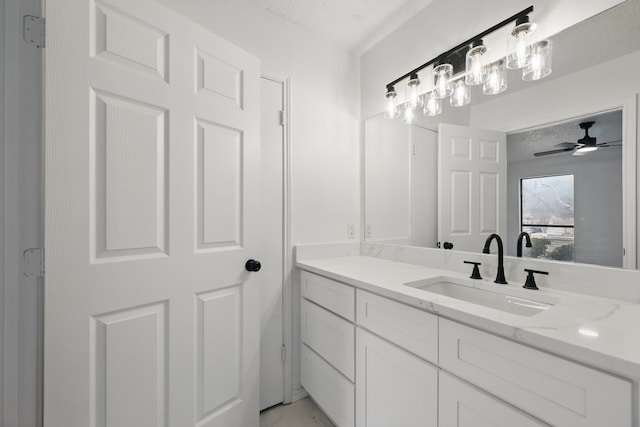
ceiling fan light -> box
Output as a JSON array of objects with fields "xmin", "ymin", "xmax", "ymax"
[{"xmin": 573, "ymin": 146, "xmax": 598, "ymax": 155}]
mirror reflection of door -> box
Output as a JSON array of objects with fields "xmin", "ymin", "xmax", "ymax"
[{"xmin": 438, "ymin": 124, "xmax": 507, "ymax": 253}]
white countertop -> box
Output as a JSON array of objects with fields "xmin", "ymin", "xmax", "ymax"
[{"xmin": 297, "ymin": 255, "xmax": 640, "ymax": 379}]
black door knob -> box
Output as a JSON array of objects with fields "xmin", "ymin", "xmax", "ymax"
[
  {"xmin": 245, "ymin": 259, "xmax": 261, "ymax": 272},
  {"xmin": 443, "ymin": 242, "xmax": 454, "ymax": 250}
]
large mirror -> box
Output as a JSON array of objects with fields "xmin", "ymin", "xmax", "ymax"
[{"xmin": 363, "ymin": 0, "xmax": 639, "ymax": 269}]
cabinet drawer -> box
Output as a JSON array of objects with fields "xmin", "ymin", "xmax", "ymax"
[
  {"xmin": 301, "ymin": 270, "xmax": 355, "ymax": 320},
  {"xmin": 439, "ymin": 372, "xmax": 548, "ymax": 427},
  {"xmin": 439, "ymin": 319, "xmax": 632, "ymax": 427},
  {"xmin": 301, "ymin": 299, "xmax": 355, "ymax": 381},
  {"xmin": 301, "ymin": 344, "xmax": 354, "ymax": 427},
  {"xmin": 356, "ymin": 328, "xmax": 437, "ymax": 427},
  {"xmin": 356, "ymin": 289, "xmax": 438, "ymax": 363}
]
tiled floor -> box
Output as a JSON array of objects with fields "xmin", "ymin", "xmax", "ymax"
[{"xmin": 260, "ymin": 397, "xmax": 335, "ymax": 427}]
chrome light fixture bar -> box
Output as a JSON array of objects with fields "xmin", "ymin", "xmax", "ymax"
[{"xmin": 384, "ymin": 6, "xmax": 552, "ymax": 122}]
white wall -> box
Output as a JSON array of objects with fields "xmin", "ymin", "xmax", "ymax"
[
  {"xmin": 470, "ymin": 50, "xmax": 640, "ymax": 267},
  {"xmin": 364, "ymin": 115, "xmax": 411, "ymax": 243},
  {"xmin": 506, "ymin": 149, "xmax": 623, "ymax": 267},
  {"xmin": 158, "ymin": 0, "xmax": 361, "ymax": 246}
]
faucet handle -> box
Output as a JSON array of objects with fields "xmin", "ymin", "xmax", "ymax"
[
  {"xmin": 523, "ymin": 269, "xmax": 549, "ymax": 290},
  {"xmin": 464, "ymin": 261, "xmax": 482, "ymax": 280}
]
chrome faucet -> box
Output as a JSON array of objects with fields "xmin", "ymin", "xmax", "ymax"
[
  {"xmin": 482, "ymin": 234, "xmax": 508, "ymax": 284},
  {"xmin": 516, "ymin": 231, "xmax": 532, "ymax": 258}
]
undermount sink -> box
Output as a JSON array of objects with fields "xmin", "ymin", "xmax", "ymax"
[{"xmin": 405, "ymin": 276, "xmax": 557, "ymax": 316}]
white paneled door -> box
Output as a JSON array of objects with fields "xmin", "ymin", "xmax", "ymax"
[
  {"xmin": 438, "ymin": 124, "xmax": 506, "ymax": 253},
  {"xmin": 44, "ymin": 1, "xmax": 260, "ymax": 426}
]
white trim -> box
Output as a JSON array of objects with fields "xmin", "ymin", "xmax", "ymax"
[
  {"xmin": 291, "ymin": 386, "xmax": 309, "ymax": 403},
  {"xmin": 504, "ymin": 96, "xmax": 638, "ymax": 269},
  {"xmin": 0, "ymin": 0, "xmax": 6, "ymax": 423},
  {"xmin": 261, "ymin": 74, "xmax": 293, "ymax": 405},
  {"xmin": 281, "ymin": 76, "xmax": 293, "ymax": 404},
  {"xmin": 3, "ymin": 0, "xmax": 21, "ymax": 425}
]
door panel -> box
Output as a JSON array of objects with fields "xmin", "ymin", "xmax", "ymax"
[
  {"xmin": 44, "ymin": 1, "xmax": 260, "ymax": 426},
  {"xmin": 438, "ymin": 124, "xmax": 506, "ymax": 252}
]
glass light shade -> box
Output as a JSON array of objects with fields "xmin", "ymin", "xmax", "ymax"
[
  {"xmin": 401, "ymin": 103, "xmax": 416, "ymax": 124},
  {"xmin": 507, "ymin": 21, "xmax": 537, "ymax": 69},
  {"xmin": 407, "ymin": 75, "xmax": 423, "ymax": 109},
  {"xmin": 433, "ymin": 64, "xmax": 453, "ymax": 99},
  {"xmin": 465, "ymin": 44, "xmax": 488, "ymax": 85},
  {"xmin": 423, "ymin": 92, "xmax": 442, "ymax": 116},
  {"xmin": 450, "ymin": 79, "xmax": 470, "ymax": 107},
  {"xmin": 483, "ymin": 59, "xmax": 507, "ymax": 95},
  {"xmin": 383, "ymin": 89, "xmax": 399, "ymax": 119},
  {"xmin": 522, "ymin": 40, "xmax": 552, "ymax": 81}
]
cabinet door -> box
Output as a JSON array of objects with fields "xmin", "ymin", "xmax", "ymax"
[
  {"xmin": 301, "ymin": 344, "xmax": 355, "ymax": 427},
  {"xmin": 440, "ymin": 372, "xmax": 548, "ymax": 427},
  {"xmin": 355, "ymin": 328, "xmax": 437, "ymax": 427}
]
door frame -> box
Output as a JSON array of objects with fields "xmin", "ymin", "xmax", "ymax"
[
  {"xmin": 503, "ymin": 95, "xmax": 637, "ymax": 269},
  {"xmin": 3, "ymin": 0, "xmax": 22, "ymax": 424},
  {"xmin": 261, "ymin": 74, "xmax": 293, "ymax": 405}
]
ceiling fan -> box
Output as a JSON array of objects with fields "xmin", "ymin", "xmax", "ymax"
[{"xmin": 533, "ymin": 121, "xmax": 622, "ymax": 157}]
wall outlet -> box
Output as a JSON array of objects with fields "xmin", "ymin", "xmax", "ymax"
[
  {"xmin": 365, "ymin": 222, "xmax": 373, "ymax": 239},
  {"xmin": 347, "ymin": 222, "xmax": 356, "ymax": 239}
]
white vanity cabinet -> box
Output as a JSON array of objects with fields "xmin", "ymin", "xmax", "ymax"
[
  {"xmin": 439, "ymin": 318, "xmax": 633, "ymax": 427},
  {"xmin": 439, "ymin": 372, "xmax": 548, "ymax": 427},
  {"xmin": 355, "ymin": 328, "xmax": 438, "ymax": 427},
  {"xmin": 299, "ymin": 269, "xmax": 634, "ymax": 427},
  {"xmin": 300, "ymin": 271, "xmax": 355, "ymax": 427}
]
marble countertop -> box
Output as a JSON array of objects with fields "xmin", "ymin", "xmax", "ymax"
[{"xmin": 296, "ymin": 255, "xmax": 640, "ymax": 380}]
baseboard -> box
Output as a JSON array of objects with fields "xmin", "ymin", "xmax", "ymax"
[{"xmin": 291, "ymin": 387, "xmax": 309, "ymax": 403}]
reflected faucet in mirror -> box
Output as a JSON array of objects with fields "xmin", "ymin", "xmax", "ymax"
[
  {"xmin": 516, "ymin": 231, "xmax": 533, "ymax": 258},
  {"xmin": 482, "ymin": 234, "xmax": 508, "ymax": 284}
]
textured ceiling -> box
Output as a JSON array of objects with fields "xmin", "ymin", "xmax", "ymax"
[
  {"xmin": 507, "ymin": 110, "xmax": 623, "ymax": 163},
  {"xmin": 242, "ymin": 0, "xmax": 434, "ymax": 48}
]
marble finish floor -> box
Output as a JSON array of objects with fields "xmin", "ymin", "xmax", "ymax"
[{"xmin": 260, "ymin": 397, "xmax": 335, "ymax": 427}]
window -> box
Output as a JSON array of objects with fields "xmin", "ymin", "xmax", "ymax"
[{"xmin": 520, "ymin": 175, "xmax": 574, "ymax": 261}]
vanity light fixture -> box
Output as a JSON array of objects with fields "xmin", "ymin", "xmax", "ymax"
[
  {"xmin": 450, "ymin": 78, "xmax": 471, "ymax": 107},
  {"xmin": 407, "ymin": 73, "xmax": 423, "ymax": 109},
  {"xmin": 423, "ymin": 91, "xmax": 442, "ymax": 116},
  {"xmin": 507, "ymin": 15, "xmax": 537, "ymax": 69},
  {"xmin": 383, "ymin": 86, "xmax": 400, "ymax": 119},
  {"xmin": 383, "ymin": 6, "xmax": 552, "ymax": 122},
  {"xmin": 465, "ymin": 39, "xmax": 488, "ymax": 86}
]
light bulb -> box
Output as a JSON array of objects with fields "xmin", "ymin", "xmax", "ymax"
[
  {"xmin": 383, "ymin": 87, "xmax": 399, "ymax": 119},
  {"xmin": 483, "ymin": 59, "xmax": 507, "ymax": 95},
  {"xmin": 522, "ymin": 40, "xmax": 552, "ymax": 81},
  {"xmin": 507, "ymin": 18, "xmax": 537, "ymax": 69},
  {"xmin": 407, "ymin": 74, "xmax": 423, "ymax": 109},
  {"xmin": 433, "ymin": 64, "xmax": 453, "ymax": 99},
  {"xmin": 423, "ymin": 92, "xmax": 442, "ymax": 116},
  {"xmin": 450, "ymin": 79, "xmax": 470, "ymax": 107},
  {"xmin": 402, "ymin": 103, "xmax": 416, "ymax": 125},
  {"xmin": 465, "ymin": 41, "xmax": 487, "ymax": 86}
]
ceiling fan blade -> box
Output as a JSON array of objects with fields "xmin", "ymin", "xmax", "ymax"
[
  {"xmin": 533, "ymin": 147, "xmax": 575, "ymax": 157},
  {"xmin": 597, "ymin": 140, "xmax": 622, "ymax": 147},
  {"xmin": 554, "ymin": 142, "xmax": 578, "ymax": 148}
]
